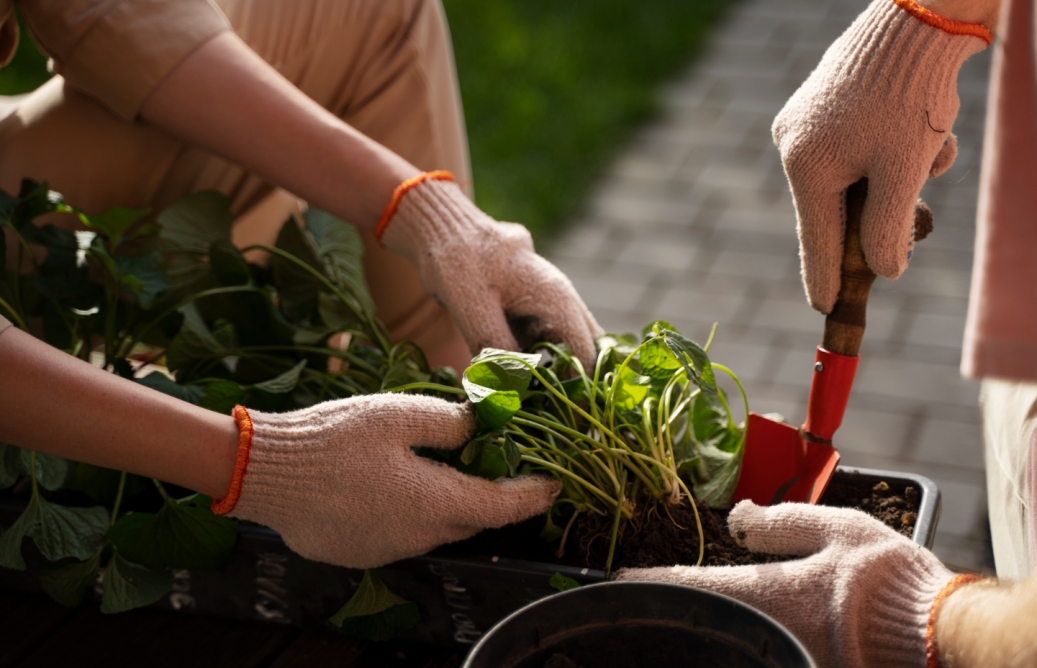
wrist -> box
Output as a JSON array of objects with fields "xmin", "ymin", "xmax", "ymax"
[
  {"xmin": 891, "ymin": 0, "xmax": 993, "ymax": 44},
  {"xmin": 932, "ymin": 575, "xmax": 1001, "ymax": 668},
  {"xmin": 915, "ymin": 0, "xmax": 1000, "ymax": 31},
  {"xmin": 379, "ymin": 176, "xmax": 491, "ymax": 263},
  {"xmin": 211, "ymin": 405, "xmax": 254, "ymax": 514}
]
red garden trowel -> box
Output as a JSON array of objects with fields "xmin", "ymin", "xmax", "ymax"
[{"xmin": 732, "ymin": 178, "xmax": 930, "ymax": 506}]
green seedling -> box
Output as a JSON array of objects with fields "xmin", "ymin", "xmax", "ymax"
[{"xmin": 395, "ymin": 321, "xmax": 749, "ymax": 576}]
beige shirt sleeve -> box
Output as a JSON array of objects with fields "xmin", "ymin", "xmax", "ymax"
[{"xmin": 16, "ymin": 0, "xmax": 231, "ymax": 121}]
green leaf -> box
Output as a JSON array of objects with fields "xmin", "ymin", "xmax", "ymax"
[
  {"xmin": 271, "ymin": 217, "xmax": 324, "ymax": 323},
  {"xmin": 0, "ymin": 495, "xmax": 108, "ymax": 570},
  {"xmin": 158, "ymin": 191, "xmax": 234, "ymax": 293},
  {"xmin": 641, "ymin": 320, "xmax": 678, "ymax": 339},
  {"xmin": 380, "ymin": 360, "xmax": 413, "ymax": 391},
  {"xmin": 464, "ymin": 384, "xmax": 521, "ymax": 430},
  {"xmin": 109, "ymin": 497, "xmax": 238, "ymax": 570},
  {"xmin": 318, "ymin": 291, "xmax": 360, "ymax": 331},
  {"xmin": 39, "ymin": 550, "xmax": 102, "ymax": 606},
  {"xmin": 68, "ymin": 464, "xmax": 148, "ymax": 505},
  {"xmin": 560, "ymin": 376, "xmax": 587, "ymax": 402},
  {"xmin": 457, "ymin": 439, "xmax": 509, "ymax": 480},
  {"xmin": 329, "ymin": 569, "xmax": 420, "ymax": 641},
  {"xmin": 79, "ymin": 206, "xmax": 148, "ymax": 244},
  {"xmin": 688, "ymin": 443, "xmax": 743, "ymax": 509},
  {"xmin": 503, "ymin": 433, "xmax": 521, "ymax": 476},
  {"xmin": 252, "ymin": 359, "xmax": 307, "ymax": 394},
  {"xmin": 165, "ymin": 303, "xmax": 234, "ymax": 373},
  {"xmin": 208, "ymin": 239, "xmax": 251, "ymax": 287},
  {"xmin": 305, "ymin": 208, "xmax": 375, "ymax": 318},
  {"xmin": 0, "ymin": 444, "xmax": 18, "ymax": 489},
  {"xmin": 460, "ymin": 439, "xmax": 483, "ymax": 466},
  {"xmin": 462, "ymin": 350, "xmax": 540, "ymax": 429},
  {"xmin": 548, "ymin": 572, "xmax": 581, "ymax": 592},
  {"xmin": 692, "ymin": 392, "xmax": 730, "ymax": 450},
  {"xmin": 114, "ymin": 251, "xmax": 167, "ymax": 310},
  {"xmin": 540, "ymin": 511, "xmax": 563, "ymax": 542},
  {"xmin": 100, "ymin": 553, "xmax": 173, "ymax": 614},
  {"xmin": 663, "ymin": 331, "xmax": 717, "ymax": 392},
  {"xmin": 199, "ymin": 380, "xmax": 245, "ymax": 415},
  {"xmin": 639, "ymin": 338, "xmax": 681, "ymax": 380},
  {"xmin": 15, "ymin": 450, "xmax": 68, "ymax": 491},
  {"xmin": 612, "ymin": 366, "xmax": 651, "ymax": 411},
  {"xmin": 465, "ymin": 349, "xmax": 541, "ymax": 392},
  {"xmin": 137, "ymin": 372, "xmax": 204, "ymax": 405}
]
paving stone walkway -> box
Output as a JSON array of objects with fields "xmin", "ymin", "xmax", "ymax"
[{"xmin": 547, "ymin": 0, "xmax": 993, "ymax": 571}]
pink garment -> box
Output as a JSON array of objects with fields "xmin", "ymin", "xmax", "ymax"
[{"xmin": 962, "ymin": 0, "xmax": 1037, "ymax": 381}]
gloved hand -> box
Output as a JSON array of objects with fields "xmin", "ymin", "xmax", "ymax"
[
  {"xmin": 616, "ymin": 501, "xmax": 975, "ymax": 668},
  {"xmin": 773, "ymin": 0, "xmax": 990, "ymax": 313},
  {"xmin": 212, "ymin": 394, "xmax": 561, "ymax": 568},
  {"xmin": 378, "ymin": 172, "xmax": 603, "ymax": 370}
]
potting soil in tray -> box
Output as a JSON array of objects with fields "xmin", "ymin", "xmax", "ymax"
[{"xmin": 442, "ymin": 478, "xmax": 920, "ymax": 570}]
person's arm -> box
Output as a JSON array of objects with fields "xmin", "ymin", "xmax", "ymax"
[
  {"xmin": 141, "ymin": 31, "xmax": 603, "ymax": 367},
  {"xmin": 0, "ymin": 319, "xmax": 239, "ymax": 497},
  {"xmin": 139, "ymin": 31, "xmax": 417, "ymax": 232},
  {"xmin": 919, "ymin": 0, "xmax": 1001, "ymax": 28},
  {"xmin": 936, "ymin": 555, "xmax": 1037, "ymax": 667}
]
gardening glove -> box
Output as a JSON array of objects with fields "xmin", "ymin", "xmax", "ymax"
[
  {"xmin": 377, "ymin": 172, "xmax": 603, "ymax": 370},
  {"xmin": 773, "ymin": 0, "xmax": 991, "ymax": 313},
  {"xmin": 616, "ymin": 501, "xmax": 977, "ymax": 668},
  {"xmin": 212, "ymin": 394, "xmax": 561, "ymax": 568}
]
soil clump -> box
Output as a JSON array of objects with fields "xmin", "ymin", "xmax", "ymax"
[{"xmin": 444, "ymin": 476, "xmax": 922, "ymax": 570}]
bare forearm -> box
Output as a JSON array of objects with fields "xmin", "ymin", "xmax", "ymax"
[
  {"xmin": 937, "ymin": 574, "xmax": 1037, "ymax": 667},
  {"xmin": 919, "ymin": 0, "xmax": 1001, "ymax": 28},
  {"xmin": 0, "ymin": 326, "xmax": 238, "ymax": 498},
  {"xmin": 139, "ymin": 32, "xmax": 420, "ymax": 231}
]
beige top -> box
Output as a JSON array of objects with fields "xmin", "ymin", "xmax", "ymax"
[
  {"xmin": 962, "ymin": 0, "xmax": 1037, "ymax": 381},
  {"xmin": 0, "ymin": 0, "xmax": 230, "ymax": 121}
]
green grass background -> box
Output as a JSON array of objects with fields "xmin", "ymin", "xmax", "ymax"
[{"xmin": 0, "ymin": 1, "xmax": 731, "ymax": 245}]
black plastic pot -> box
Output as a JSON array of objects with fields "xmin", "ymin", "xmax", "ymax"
[
  {"xmin": 0, "ymin": 466, "xmax": 939, "ymax": 649},
  {"xmin": 462, "ymin": 582, "xmax": 815, "ymax": 668}
]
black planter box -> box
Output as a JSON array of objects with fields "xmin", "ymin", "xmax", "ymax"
[{"xmin": 0, "ymin": 466, "xmax": 939, "ymax": 648}]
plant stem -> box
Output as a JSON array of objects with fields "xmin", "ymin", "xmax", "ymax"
[
  {"xmin": 387, "ymin": 382, "xmax": 466, "ymax": 396},
  {"xmin": 110, "ymin": 471, "xmax": 128, "ymax": 527},
  {"xmin": 151, "ymin": 478, "xmax": 172, "ymax": 502},
  {"xmin": 603, "ymin": 470, "xmax": 628, "ymax": 578},
  {"xmin": 0, "ymin": 295, "xmax": 28, "ymax": 331},
  {"xmin": 29, "ymin": 451, "xmax": 39, "ymax": 498}
]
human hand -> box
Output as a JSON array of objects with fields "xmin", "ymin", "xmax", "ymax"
[
  {"xmin": 379, "ymin": 173, "xmax": 603, "ymax": 370},
  {"xmin": 772, "ymin": 0, "xmax": 990, "ymax": 313},
  {"xmin": 212, "ymin": 394, "xmax": 561, "ymax": 568},
  {"xmin": 616, "ymin": 501, "xmax": 959, "ymax": 668}
]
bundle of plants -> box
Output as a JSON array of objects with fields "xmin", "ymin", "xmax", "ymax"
[
  {"xmin": 0, "ymin": 180, "xmax": 456, "ymax": 614},
  {"xmin": 393, "ymin": 321, "xmax": 750, "ymax": 576}
]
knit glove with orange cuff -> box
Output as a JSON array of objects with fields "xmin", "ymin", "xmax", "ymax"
[
  {"xmin": 375, "ymin": 172, "xmax": 603, "ymax": 370},
  {"xmin": 211, "ymin": 394, "xmax": 561, "ymax": 568},
  {"xmin": 774, "ymin": 0, "xmax": 991, "ymax": 314},
  {"xmin": 616, "ymin": 501, "xmax": 986, "ymax": 668}
]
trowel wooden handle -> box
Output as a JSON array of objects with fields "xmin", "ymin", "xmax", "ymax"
[{"xmin": 822, "ymin": 178, "xmax": 875, "ymax": 357}]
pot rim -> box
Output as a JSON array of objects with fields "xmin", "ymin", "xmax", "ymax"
[{"xmin": 461, "ymin": 580, "xmax": 816, "ymax": 668}]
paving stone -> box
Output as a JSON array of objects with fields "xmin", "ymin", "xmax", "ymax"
[
  {"xmin": 906, "ymin": 312, "xmax": 968, "ymax": 350},
  {"xmin": 913, "ymin": 418, "xmax": 984, "ymax": 472}
]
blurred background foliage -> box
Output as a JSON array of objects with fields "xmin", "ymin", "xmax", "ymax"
[{"xmin": 0, "ymin": 1, "xmax": 731, "ymax": 246}]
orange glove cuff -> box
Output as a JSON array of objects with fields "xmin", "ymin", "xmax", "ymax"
[
  {"xmin": 925, "ymin": 573, "xmax": 986, "ymax": 668},
  {"xmin": 893, "ymin": 0, "xmax": 992, "ymax": 44},
  {"xmin": 373, "ymin": 170, "xmax": 455, "ymax": 243},
  {"xmin": 211, "ymin": 405, "xmax": 255, "ymax": 515}
]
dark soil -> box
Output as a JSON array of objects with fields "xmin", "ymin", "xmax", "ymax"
[{"xmin": 443, "ymin": 473, "xmax": 921, "ymax": 570}]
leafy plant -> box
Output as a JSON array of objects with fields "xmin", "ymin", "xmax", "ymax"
[
  {"xmin": 396, "ymin": 322, "xmax": 748, "ymax": 576},
  {"xmin": 0, "ymin": 180, "xmax": 456, "ymax": 616}
]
